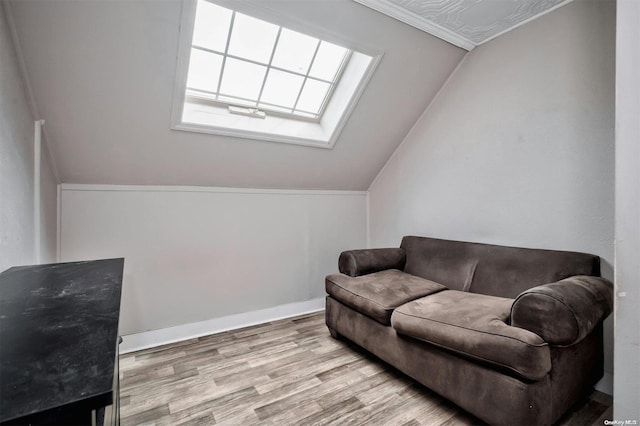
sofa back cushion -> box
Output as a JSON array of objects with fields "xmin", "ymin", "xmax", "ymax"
[{"xmin": 400, "ymin": 236, "xmax": 600, "ymax": 298}]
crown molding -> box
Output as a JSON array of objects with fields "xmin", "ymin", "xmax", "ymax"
[
  {"xmin": 477, "ymin": 0, "xmax": 574, "ymax": 47},
  {"xmin": 353, "ymin": 0, "xmax": 476, "ymax": 51}
]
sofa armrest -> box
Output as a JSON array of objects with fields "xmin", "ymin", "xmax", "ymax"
[
  {"xmin": 338, "ymin": 248, "xmax": 406, "ymax": 277},
  {"xmin": 510, "ymin": 275, "xmax": 613, "ymax": 346}
]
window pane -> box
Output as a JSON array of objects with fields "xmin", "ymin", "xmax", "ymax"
[
  {"xmin": 186, "ymin": 49, "xmax": 223, "ymax": 93},
  {"xmin": 220, "ymin": 57, "xmax": 267, "ymax": 100},
  {"xmin": 296, "ymin": 79, "xmax": 330, "ymax": 114},
  {"xmin": 271, "ymin": 29, "xmax": 318, "ymax": 74},
  {"xmin": 260, "ymin": 69, "xmax": 304, "ymax": 109},
  {"xmin": 192, "ymin": 0, "xmax": 231, "ymax": 52},
  {"xmin": 187, "ymin": 2, "xmax": 357, "ymax": 122},
  {"xmin": 309, "ymin": 41, "xmax": 348, "ymax": 81},
  {"xmin": 228, "ymin": 13, "xmax": 278, "ymax": 64}
]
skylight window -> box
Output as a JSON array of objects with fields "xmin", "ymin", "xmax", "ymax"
[
  {"xmin": 186, "ymin": 0, "xmax": 351, "ymax": 120},
  {"xmin": 171, "ymin": 0, "xmax": 382, "ymax": 148}
]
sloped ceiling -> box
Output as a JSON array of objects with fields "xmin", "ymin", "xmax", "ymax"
[
  {"xmin": 6, "ymin": 0, "xmax": 464, "ymax": 190},
  {"xmin": 354, "ymin": 0, "xmax": 570, "ymax": 50}
]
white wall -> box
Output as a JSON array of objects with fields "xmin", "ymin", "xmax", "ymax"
[
  {"xmin": 0, "ymin": 3, "xmax": 57, "ymax": 272},
  {"xmin": 369, "ymin": 0, "xmax": 615, "ymax": 383},
  {"xmin": 59, "ymin": 185, "xmax": 366, "ymax": 335},
  {"xmin": 614, "ymin": 0, "xmax": 640, "ymax": 419}
]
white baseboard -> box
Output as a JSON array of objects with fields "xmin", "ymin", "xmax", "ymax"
[
  {"xmin": 119, "ymin": 297, "xmax": 325, "ymax": 354},
  {"xmin": 594, "ymin": 372, "xmax": 613, "ymax": 395}
]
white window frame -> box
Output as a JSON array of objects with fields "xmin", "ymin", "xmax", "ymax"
[
  {"xmin": 187, "ymin": 18, "xmax": 353, "ymax": 121},
  {"xmin": 170, "ymin": 0, "xmax": 383, "ymax": 149}
]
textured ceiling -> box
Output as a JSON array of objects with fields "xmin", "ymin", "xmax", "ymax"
[
  {"xmin": 6, "ymin": 0, "xmax": 464, "ymax": 190},
  {"xmin": 354, "ymin": 0, "xmax": 571, "ymax": 50}
]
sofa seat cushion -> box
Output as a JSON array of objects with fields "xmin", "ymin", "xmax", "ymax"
[
  {"xmin": 325, "ymin": 270, "xmax": 447, "ymax": 325},
  {"xmin": 391, "ymin": 290, "xmax": 551, "ymax": 380}
]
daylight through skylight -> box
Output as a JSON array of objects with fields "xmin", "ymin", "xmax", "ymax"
[{"xmin": 186, "ymin": 0, "xmax": 352, "ymax": 120}]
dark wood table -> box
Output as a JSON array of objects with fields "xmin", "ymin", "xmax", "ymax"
[{"xmin": 0, "ymin": 259, "xmax": 124, "ymax": 425}]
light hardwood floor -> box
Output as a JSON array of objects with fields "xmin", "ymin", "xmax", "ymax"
[{"xmin": 119, "ymin": 312, "xmax": 612, "ymax": 425}]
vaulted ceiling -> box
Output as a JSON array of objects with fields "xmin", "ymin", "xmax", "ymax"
[
  {"xmin": 6, "ymin": 0, "xmax": 464, "ymax": 190},
  {"xmin": 6, "ymin": 0, "xmax": 571, "ymax": 190}
]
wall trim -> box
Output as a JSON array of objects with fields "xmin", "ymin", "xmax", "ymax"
[
  {"xmin": 119, "ymin": 297, "xmax": 325, "ymax": 354},
  {"xmin": 34, "ymin": 120, "xmax": 42, "ymax": 263},
  {"xmin": 353, "ymin": 0, "xmax": 575, "ymax": 51},
  {"xmin": 60, "ymin": 183, "xmax": 368, "ymax": 196},
  {"xmin": 352, "ymin": 0, "xmax": 475, "ymax": 51},
  {"xmin": 56, "ymin": 184, "xmax": 61, "ymax": 262}
]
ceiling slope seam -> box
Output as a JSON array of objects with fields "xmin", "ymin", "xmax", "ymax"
[
  {"xmin": 367, "ymin": 52, "xmax": 469, "ymax": 192},
  {"xmin": 2, "ymin": 0, "xmax": 61, "ymax": 183},
  {"xmin": 477, "ymin": 0, "xmax": 575, "ymax": 47}
]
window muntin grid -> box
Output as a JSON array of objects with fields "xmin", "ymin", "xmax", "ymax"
[{"xmin": 186, "ymin": 0, "xmax": 351, "ymax": 120}]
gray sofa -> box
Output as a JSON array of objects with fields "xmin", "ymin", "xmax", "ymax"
[{"xmin": 325, "ymin": 236, "xmax": 613, "ymax": 425}]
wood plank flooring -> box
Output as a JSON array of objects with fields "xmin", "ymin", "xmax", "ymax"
[{"xmin": 119, "ymin": 312, "xmax": 612, "ymax": 425}]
